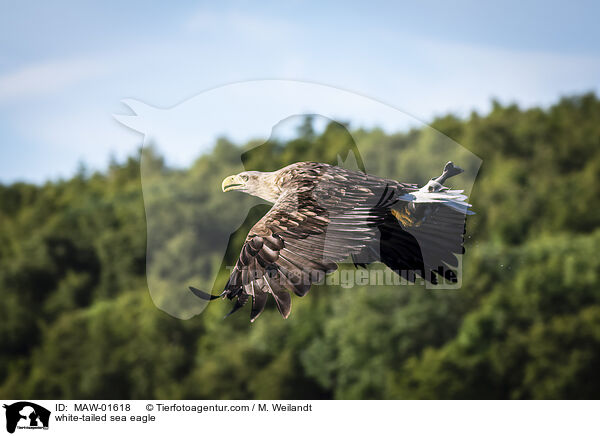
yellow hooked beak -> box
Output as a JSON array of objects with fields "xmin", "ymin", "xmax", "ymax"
[{"xmin": 222, "ymin": 174, "xmax": 245, "ymax": 192}]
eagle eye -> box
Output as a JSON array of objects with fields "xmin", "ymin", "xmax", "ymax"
[{"xmin": 240, "ymin": 174, "xmax": 249, "ymax": 182}]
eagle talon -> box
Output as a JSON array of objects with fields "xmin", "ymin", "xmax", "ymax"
[
  {"xmin": 189, "ymin": 286, "xmax": 222, "ymax": 301},
  {"xmin": 433, "ymin": 161, "xmax": 464, "ymax": 185}
]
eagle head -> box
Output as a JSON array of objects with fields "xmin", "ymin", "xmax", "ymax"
[{"xmin": 222, "ymin": 171, "xmax": 281, "ymax": 203}]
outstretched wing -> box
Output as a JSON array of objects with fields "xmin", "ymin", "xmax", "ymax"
[{"xmin": 221, "ymin": 165, "xmax": 405, "ymax": 321}]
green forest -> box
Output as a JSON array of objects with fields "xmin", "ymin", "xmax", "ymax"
[{"xmin": 1, "ymin": 93, "xmax": 599, "ymax": 399}]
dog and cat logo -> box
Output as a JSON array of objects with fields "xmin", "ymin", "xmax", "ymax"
[{"xmin": 3, "ymin": 402, "xmax": 50, "ymax": 433}]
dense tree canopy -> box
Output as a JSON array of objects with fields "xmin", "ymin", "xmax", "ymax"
[{"xmin": 1, "ymin": 93, "xmax": 599, "ymax": 399}]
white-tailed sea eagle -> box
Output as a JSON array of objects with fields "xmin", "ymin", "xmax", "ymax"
[{"xmin": 190, "ymin": 161, "xmax": 473, "ymax": 321}]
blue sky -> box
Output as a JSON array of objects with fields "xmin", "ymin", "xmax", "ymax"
[{"xmin": 1, "ymin": 0, "xmax": 599, "ymax": 183}]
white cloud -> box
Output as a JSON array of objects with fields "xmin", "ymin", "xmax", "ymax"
[{"xmin": 0, "ymin": 57, "xmax": 112, "ymax": 103}]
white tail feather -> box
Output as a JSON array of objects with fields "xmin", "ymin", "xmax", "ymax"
[{"xmin": 399, "ymin": 180, "xmax": 474, "ymax": 215}]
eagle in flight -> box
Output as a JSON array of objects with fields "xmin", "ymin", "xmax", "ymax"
[{"xmin": 190, "ymin": 161, "xmax": 473, "ymax": 322}]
